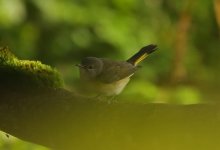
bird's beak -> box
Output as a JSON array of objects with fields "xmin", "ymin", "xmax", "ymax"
[{"xmin": 75, "ymin": 64, "xmax": 84, "ymax": 68}]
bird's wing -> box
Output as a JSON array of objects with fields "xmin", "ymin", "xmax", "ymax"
[{"xmin": 97, "ymin": 59, "xmax": 137, "ymax": 83}]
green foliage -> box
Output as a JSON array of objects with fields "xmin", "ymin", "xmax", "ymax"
[
  {"xmin": 121, "ymin": 80, "xmax": 158, "ymax": 103},
  {"xmin": 171, "ymin": 86, "xmax": 201, "ymax": 104}
]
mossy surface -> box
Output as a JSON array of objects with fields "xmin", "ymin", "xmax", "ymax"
[{"xmin": 0, "ymin": 47, "xmax": 64, "ymax": 89}]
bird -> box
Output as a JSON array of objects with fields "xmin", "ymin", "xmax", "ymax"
[{"xmin": 76, "ymin": 44, "xmax": 157, "ymax": 97}]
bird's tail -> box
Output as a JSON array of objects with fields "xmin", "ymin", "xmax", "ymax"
[{"xmin": 127, "ymin": 44, "xmax": 157, "ymax": 66}]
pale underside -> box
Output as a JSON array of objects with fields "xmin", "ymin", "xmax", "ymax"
[{"xmin": 93, "ymin": 77, "xmax": 131, "ymax": 96}]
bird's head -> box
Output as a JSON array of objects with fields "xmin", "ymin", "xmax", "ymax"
[{"xmin": 76, "ymin": 57, "xmax": 103, "ymax": 80}]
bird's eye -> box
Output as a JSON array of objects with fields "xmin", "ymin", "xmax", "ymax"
[{"xmin": 88, "ymin": 65, "xmax": 93, "ymax": 69}]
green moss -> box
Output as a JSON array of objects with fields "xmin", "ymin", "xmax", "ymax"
[
  {"xmin": 0, "ymin": 47, "xmax": 64, "ymax": 89},
  {"xmin": 0, "ymin": 46, "xmax": 18, "ymax": 65}
]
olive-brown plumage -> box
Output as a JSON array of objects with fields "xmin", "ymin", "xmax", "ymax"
[{"xmin": 77, "ymin": 44, "xmax": 157, "ymax": 96}]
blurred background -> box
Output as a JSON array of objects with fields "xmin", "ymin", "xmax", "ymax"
[{"xmin": 0, "ymin": 0, "xmax": 220, "ymax": 149}]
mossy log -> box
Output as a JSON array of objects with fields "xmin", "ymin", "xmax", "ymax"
[{"xmin": 0, "ymin": 47, "xmax": 220, "ymax": 150}]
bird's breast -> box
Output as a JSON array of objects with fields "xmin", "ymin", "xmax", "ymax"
[{"xmin": 96, "ymin": 77, "xmax": 130, "ymax": 96}]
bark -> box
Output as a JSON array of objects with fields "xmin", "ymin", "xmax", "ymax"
[
  {"xmin": 170, "ymin": 2, "xmax": 192, "ymax": 84},
  {"xmin": 214, "ymin": 0, "xmax": 220, "ymax": 33}
]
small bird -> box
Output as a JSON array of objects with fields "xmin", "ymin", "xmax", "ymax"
[{"xmin": 76, "ymin": 44, "xmax": 157, "ymax": 97}]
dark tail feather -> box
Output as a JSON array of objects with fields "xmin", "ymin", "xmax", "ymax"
[{"xmin": 127, "ymin": 44, "xmax": 157, "ymax": 66}]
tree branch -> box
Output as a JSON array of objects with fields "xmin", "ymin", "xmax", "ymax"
[{"xmin": 0, "ymin": 47, "xmax": 220, "ymax": 150}]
